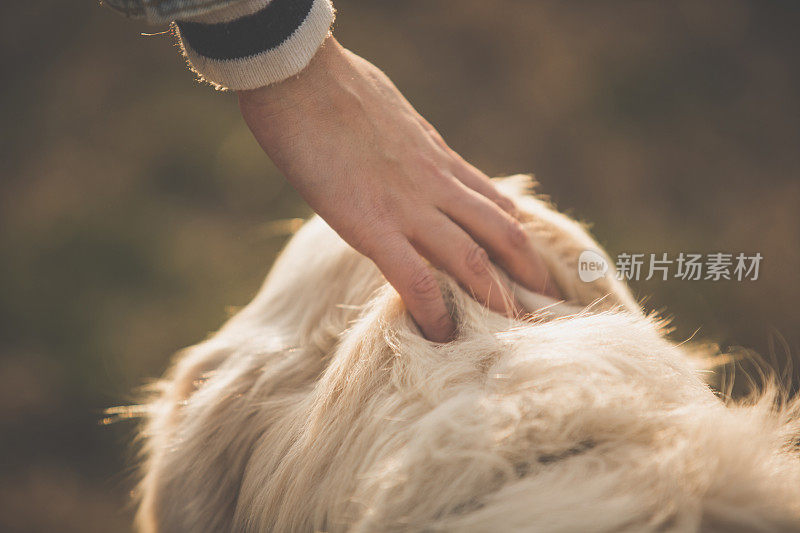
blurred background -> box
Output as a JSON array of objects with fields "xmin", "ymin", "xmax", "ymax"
[{"xmin": 1, "ymin": 1, "xmax": 798, "ymax": 530}]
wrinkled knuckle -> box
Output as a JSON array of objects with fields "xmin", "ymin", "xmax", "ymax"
[
  {"xmin": 408, "ymin": 269, "xmax": 441, "ymax": 302},
  {"xmin": 465, "ymin": 244, "xmax": 490, "ymax": 276}
]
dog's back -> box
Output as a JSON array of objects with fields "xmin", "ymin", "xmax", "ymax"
[{"xmin": 134, "ymin": 177, "xmax": 800, "ymax": 532}]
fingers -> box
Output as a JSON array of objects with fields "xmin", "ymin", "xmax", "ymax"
[
  {"xmin": 416, "ymin": 116, "xmax": 519, "ymax": 216},
  {"xmin": 365, "ymin": 231, "xmax": 455, "ymax": 342},
  {"xmin": 450, "ymin": 156, "xmax": 519, "ymax": 216},
  {"xmin": 415, "ymin": 115, "xmax": 559, "ymax": 301},
  {"xmin": 438, "ymin": 181, "xmax": 561, "ymax": 299},
  {"xmin": 410, "ymin": 213, "xmax": 522, "ymax": 317}
]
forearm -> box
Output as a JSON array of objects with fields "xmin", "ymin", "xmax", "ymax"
[{"xmin": 236, "ymin": 36, "xmax": 350, "ymax": 138}]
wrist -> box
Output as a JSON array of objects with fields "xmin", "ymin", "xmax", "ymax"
[{"xmin": 237, "ymin": 36, "xmax": 351, "ymax": 115}]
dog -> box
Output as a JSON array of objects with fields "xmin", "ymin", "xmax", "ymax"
[{"xmin": 130, "ymin": 176, "xmax": 800, "ymax": 532}]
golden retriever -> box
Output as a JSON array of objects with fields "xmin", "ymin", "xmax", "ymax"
[{"xmin": 131, "ymin": 176, "xmax": 800, "ymax": 532}]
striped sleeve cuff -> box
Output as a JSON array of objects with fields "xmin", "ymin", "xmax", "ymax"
[{"xmin": 174, "ymin": 0, "xmax": 335, "ymax": 90}]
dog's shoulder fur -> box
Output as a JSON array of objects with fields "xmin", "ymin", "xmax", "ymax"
[{"xmin": 134, "ymin": 176, "xmax": 800, "ymax": 532}]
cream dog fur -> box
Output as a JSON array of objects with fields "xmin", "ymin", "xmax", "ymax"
[{"xmin": 132, "ymin": 176, "xmax": 800, "ymax": 532}]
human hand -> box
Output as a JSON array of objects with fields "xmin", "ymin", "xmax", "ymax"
[{"xmin": 238, "ymin": 37, "xmax": 559, "ymax": 342}]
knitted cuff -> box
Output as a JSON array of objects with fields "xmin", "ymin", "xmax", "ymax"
[{"xmin": 175, "ymin": 0, "xmax": 335, "ymax": 90}]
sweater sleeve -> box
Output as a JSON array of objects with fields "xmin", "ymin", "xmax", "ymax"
[{"xmin": 173, "ymin": 0, "xmax": 335, "ymax": 91}]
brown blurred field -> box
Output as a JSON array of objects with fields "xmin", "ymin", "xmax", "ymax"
[{"xmin": 1, "ymin": 1, "xmax": 798, "ymax": 531}]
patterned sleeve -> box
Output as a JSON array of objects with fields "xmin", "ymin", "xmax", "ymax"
[
  {"xmin": 104, "ymin": 0, "xmax": 336, "ymax": 90},
  {"xmin": 174, "ymin": 0, "xmax": 335, "ymax": 90}
]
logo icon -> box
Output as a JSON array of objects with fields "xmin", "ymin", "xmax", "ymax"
[{"xmin": 578, "ymin": 250, "xmax": 609, "ymax": 282}]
